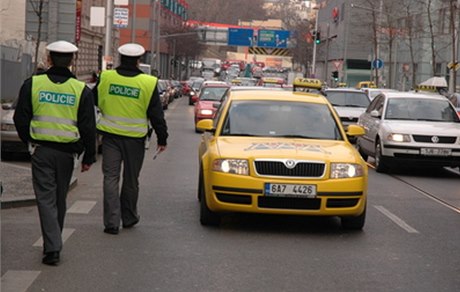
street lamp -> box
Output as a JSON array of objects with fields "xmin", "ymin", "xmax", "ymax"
[{"xmin": 311, "ymin": 6, "xmax": 319, "ymax": 77}]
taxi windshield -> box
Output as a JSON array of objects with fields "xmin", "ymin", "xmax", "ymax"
[
  {"xmin": 221, "ymin": 100, "xmax": 343, "ymax": 140},
  {"xmin": 385, "ymin": 98, "xmax": 460, "ymax": 122}
]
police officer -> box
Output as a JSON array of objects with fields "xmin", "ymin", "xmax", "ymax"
[
  {"xmin": 93, "ymin": 43, "xmax": 168, "ymax": 235},
  {"xmin": 14, "ymin": 40, "xmax": 96, "ymax": 265}
]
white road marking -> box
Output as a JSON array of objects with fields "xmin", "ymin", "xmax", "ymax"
[
  {"xmin": 33, "ymin": 228, "xmax": 75, "ymax": 247},
  {"xmin": 374, "ymin": 205, "xmax": 419, "ymax": 233},
  {"xmin": 1, "ymin": 270, "xmax": 41, "ymax": 292},
  {"xmin": 67, "ymin": 200, "xmax": 97, "ymax": 214}
]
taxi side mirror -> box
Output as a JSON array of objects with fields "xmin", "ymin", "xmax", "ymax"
[
  {"xmin": 346, "ymin": 124, "xmax": 365, "ymax": 137},
  {"xmin": 370, "ymin": 110, "xmax": 380, "ymax": 118},
  {"xmin": 196, "ymin": 119, "xmax": 214, "ymax": 132}
]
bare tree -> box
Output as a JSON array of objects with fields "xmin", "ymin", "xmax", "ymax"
[
  {"xmin": 187, "ymin": 0, "xmax": 267, "ymax": 24},
  {"xmin": 400, "ymin": 0, "xmax": 421, "ymax": 88},
  {"xmin": 448, "ymin": 0, "xmax": 458, "ymax": 91},
  {"xmin": 265, "ymin": 0, "xmax": 313, "ymax": 69},
  {"xmin": 29, "ymin": 0, "xmax": 46, "ymax": 73}
]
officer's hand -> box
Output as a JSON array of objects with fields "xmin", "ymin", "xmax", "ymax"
[
  {"xmin": 81, "ymin": 163, "xmax": 91, "ymax": 172},
  {"xmin": 157, "ymin": 145, "xmax": 167, "ymax": 153}
]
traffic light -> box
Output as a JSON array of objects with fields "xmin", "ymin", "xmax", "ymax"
[
  {"xmin": 315, "ymin": 31, "xmax": 321, "ymax": 44},
  {"xmin": 332, "ymin": 71, "xmax": 339, "ymax": 81}
]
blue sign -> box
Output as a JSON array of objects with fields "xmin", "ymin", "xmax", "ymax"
[
  {"xmin": 228, "ymin": 28, "xmax": 254, "ymax": 47},
  {"xmin": 257, "ymin": 30, "xmax": 290, "ymax": 48},
  {"xmin": 372, "ymin": 59, "xmax": 384, "ymax": 69}
]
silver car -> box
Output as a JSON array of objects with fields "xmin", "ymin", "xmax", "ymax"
[
  {"xmin": 324, "ymin": 88, "xmax": 371, "ymax": 140},
  {"xmin": 356, "ymin": 92, "xmax": 460, "ymax": 172},
  {"xmin": 1, "ymin": 101, "xmax": 28, "ymax": 155}
]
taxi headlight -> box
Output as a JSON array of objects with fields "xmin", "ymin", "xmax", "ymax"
[
  {"xmin": 330, "ymin": 163, "xmax": 364, "ymax": 178},
  {"xmin": 387, "ymin": 133, "xmax": 410, "ymax": 142},
  {"xmin": 212, "ymin": 159, "xmax": 249, "ymax": 175},
  {"xmin": 200, "ymin": 109, "xmax": 213, "ymax": 116}
]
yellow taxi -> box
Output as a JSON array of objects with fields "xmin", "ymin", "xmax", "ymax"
[
  {"xmin": 258, "ymin": 77, "xmax": 285, "ymax": 87},
  {"xmin": 196, "ymin": 87, "xmax": 368, "ymax": 230},
  {"xmin": 293, "ymin": 77, "xmax": 323, "ymax": 94},
  {"xmin": 356, "ymin": 81, "xmax": 377, "ymax": 89}
]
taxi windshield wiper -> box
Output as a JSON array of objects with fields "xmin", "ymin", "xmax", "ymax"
[
  {"xmin": 414, "ymin": 118, "xmax": 446, "ymax": 122},
  {"xmin": 273, "ymin": 134, "xmax": 316, "ymax": 139},
  {"xmin": 346, "ymin": 104, "xmax": 367, "ymax": 108},
  {"xmin": 227, "ymin": 133, "xmax": 262, "ymax": 137}
]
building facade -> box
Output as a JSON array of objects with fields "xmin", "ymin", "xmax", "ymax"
[
  {"xmin": 314, "ymin": 0, "xmax": 459, "ymax": 91},
  {"xmin": 118, "ymin": 0, "xmax": 189, "ymax": 78}
]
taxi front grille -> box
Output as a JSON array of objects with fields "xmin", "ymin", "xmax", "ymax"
[
  {"xmin": 412, "ymin": 135, "xmax": 456, "ymax": 144},
  {"xmin": 254, "ymin": 161, "xmax": 325, "ymax": 178},
  {"xmin": 258, "ymin": 197, "xmax": 321, "ymax": 210}
]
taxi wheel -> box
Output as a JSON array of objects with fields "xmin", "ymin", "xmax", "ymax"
[
  {"xmin": 199, "ymin": 172, "xmax": 221, "ymax": 226},
  {"xmin": 341, "ymin": 206, "xmax": 366, "ymax": 230},
  {"xmin": 374, "ymin": 140, "xmax": 389, "ymax": 173}
]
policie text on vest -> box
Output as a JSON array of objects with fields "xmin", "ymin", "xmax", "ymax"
[
  {"xmin": 109, "ymin": 84, "xmax": 141, "ymax": 99},
  {"xmin": 39, "ymin": 91, "xmax": 76, "ymax": 106}
]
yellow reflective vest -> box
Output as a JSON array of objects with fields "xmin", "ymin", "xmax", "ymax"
[
  {"xmin": 30, "ymin": 75, "xmax": 84, "ymax": 143},
  {"xmin": 97, "ymin": 70, "xmax": 157, "ymax": 138}
]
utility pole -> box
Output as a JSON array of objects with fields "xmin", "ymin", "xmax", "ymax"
[
  {"xmin": 156, "ymin": 0, "xmax": 161, "ymax": 75},
  {"xmin": 131, "ymin": 0, "xmax": 136, "ymax": 43},
  {"xmin": 150, "ymin": 0, "xmax": 156, "ymax": 71},
  {"xmin": 104, "ymin": 0, "xmax": 113, "ymax": 68},
  {"xmin": 311, "ymin": 7, "xmax": 319, "ymax": 77},
  {"xmin": 324, "ymin": 23, "xmax": 330, "ymax": 83},
  {"xmin": 448, "ymin": 0, "xmax": 459, "ymax": 93}
]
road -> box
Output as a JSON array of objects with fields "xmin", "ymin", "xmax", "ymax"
[{"xmin": 1, "ymin": 96, "xmax": 460, "ymax": 292}]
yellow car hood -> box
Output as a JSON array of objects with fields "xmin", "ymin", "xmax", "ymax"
[{"xmin": 216, "ymin": 137, "xmax": 359, "ymax": 163}]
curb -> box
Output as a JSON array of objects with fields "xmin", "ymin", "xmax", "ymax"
[{"xmin": 0, "ymin": 177, "xmax": 78, "ymax": 209}]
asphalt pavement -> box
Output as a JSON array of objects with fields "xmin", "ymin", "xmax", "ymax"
[{"xmin": 0, "ymin": 162, "xmax": 77, "ymax": 209}]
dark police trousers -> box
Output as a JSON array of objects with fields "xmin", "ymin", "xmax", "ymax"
[
  {"xmin": 102, "ymin": 135, "xmax": 145, "ymax": 229},
  {"xmin": 31, "ymin": 145, "xmax": 74, "ymax": 253}
]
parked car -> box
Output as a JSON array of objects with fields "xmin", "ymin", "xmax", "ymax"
[
  {"xmin": 356, "ymin": 91, "xmax": 460, "ymax": 172},
  {"xmin": 196, "ymin": 88, "xmax": 367, "ymax": 229},
  {"xmin": 170, "ymin": 80, "xmax": 182, "ymax": 99},
  {"xmin": 324, "ymin": 88, "xmax": 371, "ymax": 133},
  {"xmin": 194, "ymin": 83, "xmax": 230, "ymax": 132},
  {"xmin": 157, "ymin": 79, "xmax": 171, "ymax": 109},
  {"xmin": 181, "ymin": 81, "xmax": 191, "ymax": 96},
  {"xmin": 1, "ymin": 101, "xmax": 28, "ymax": 156}
]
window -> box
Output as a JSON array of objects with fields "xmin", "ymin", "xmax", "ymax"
[{"xmin": 221, "ymin": 100, "xmax": 343, "ymax": 140}]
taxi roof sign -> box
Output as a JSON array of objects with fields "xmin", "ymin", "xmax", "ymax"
[
  {"xmin": 416, "ymin": 85, "xmax": 437, "ymax": 92},
  {"xmin": 293, "ymin": 77, "xmax": 323, "ymax": 90},
  {"xmin": 262, "ymin": 77, "xmax": 285, "ymax": 84}
]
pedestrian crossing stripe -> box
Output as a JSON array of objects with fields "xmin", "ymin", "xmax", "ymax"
[{"xmin": 248, "ymin": 47, "xmax": 291, "ymax": 56}]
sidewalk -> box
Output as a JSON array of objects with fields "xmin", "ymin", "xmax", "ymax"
[{"xmin": 0, "ymin": 162, "xmax": 77, "ymax": 209}]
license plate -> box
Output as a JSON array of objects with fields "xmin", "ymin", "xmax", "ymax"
[
  {"xmin": 420, "ymin": 148, "xmax": 451, "ymax": 156},
  {"xmin": 265, "ymin": 183, "xmax": 317, "ymax": 198}
]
